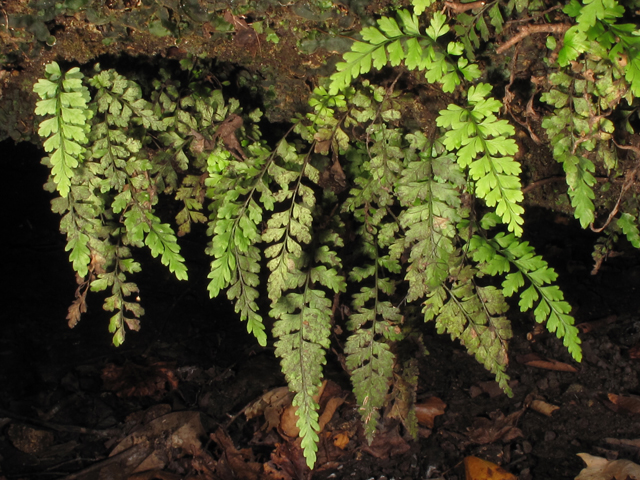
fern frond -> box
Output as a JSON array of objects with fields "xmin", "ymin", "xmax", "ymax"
[
  {"xmin": 424, "ymin": 279, "xmax": 512, "ymax": 393},
  {"xmin": 206, "ymin": 146, "xmax": 269, "ymax": 346},
  {"xmin": 470, "ymin": 232, "xmax": 582, "ymax": 361},
  {"xmin": 437, "ymin": 84, "xmax": 524, "ymax": 235},
  {"xmin": 329, "ymin": 10, "xmax": 479, "ymax": 95},
  {"xmin": 34, "ymin": 62, "xmax": 90, "ymax": 198},
  {"xmin": 398, "ymin": 135, "xmax": 465, "ymax": 300}
]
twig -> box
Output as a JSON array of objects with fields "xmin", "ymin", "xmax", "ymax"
[
  {"xmin": 522, "ymin": 175, "xmax": 609, "ymax": 195},
  {"xmin": 59, "ymin": 442, "xmax": 152, "ymax": 480},
  {"xmin": 496, "ymin": 23, "xmax": 571, "ymax": 54},
  {"xmin": 522, "ymin": 176, "xmax": 565, "ymax": 195},
  {"xmin": 590, "ymin": 143, "xmax": 640, "ymax": 233},
  {"xmin": 590, "ymin": 169, "xmax": 636, "ymax": 233},
  {"xmin": 0, "ymin": 408, "xmax": 121, "ymax": 438},
  {"xmin": 505, "ymin": 4, "xmax": 563, "ymax": 25}
]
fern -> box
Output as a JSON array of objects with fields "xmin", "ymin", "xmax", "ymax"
[
  {"xmin": 470, "ymin": 228, "xmax": 582, "ymax": 361},
  {"xmin": 437, "ymin": 83, "xmax": 525, "ymax": 236},
  {"xmin": 34, "ymin": 62, "xmax": 90, "ymax": 199},
  {"xmin": 397, "ymin": 133, "xmax": 464, "ymax": 301},
  {"xmin": 34, "ymin": 1, "xmax": 622, "ymax": 463},
  {"xmin": 329, "ymin": 10, "xmax": 480, "ymax": 95}
]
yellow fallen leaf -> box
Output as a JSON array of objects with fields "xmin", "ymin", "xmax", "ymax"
[{"xmin": 464, "ymin": 456, "xmax": 517, "ymax": 480}]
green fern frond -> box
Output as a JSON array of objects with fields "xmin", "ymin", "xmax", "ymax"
[
  {"xmin": 470, "ymin": 232, "xmax": 582, "ymax": 361},
  {"xmin": 398, "ymin": 135, "xmax": 465, "ymax": 300},
  {"xmin": 437, "ymin": 84, "xmax": 524, "ymax": 236},
  {"xmin": 424, "ymin": 278, "xmax": 512, "ymax": 393},
  {"xmin": 34, "ymin": 62, "xmax": 90, "ymax": 198},
  {"xmin": 329, "ymin": 10, "xmax": 479, "ymax": 95}
]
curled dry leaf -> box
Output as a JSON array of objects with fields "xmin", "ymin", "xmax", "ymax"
[
  {"xmin": 415, "ymin": 396, "xmax": 447, "ymax": 428},
  {"xmin": 576, "ymin": 453, "xmax": 640, "ymax": 480},
  {"xmin": 530, "ymin": 399, "xmax": 560, "ymax": 417},
  {"xmin": 464, "ymin": 456, "xmax": 517, "ymax": 480},
  {"xmin": 245, "ymin": 386, "xmax": 293, "ymax": 433},
  {"xmin": 516, "ymin": 353, "xmax": 578, "ymax": 372}
]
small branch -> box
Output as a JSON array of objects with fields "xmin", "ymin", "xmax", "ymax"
[
  {"xmin": 496, "ymin": 23, "xmax": 571, "ymax": 54},
  {"xmin": 522, "ymin": 176, "xmax": 565, "ymax": 195},
  {"xmin": 444, "ymin": 0, "xmax": 486, "ymax": 13}
]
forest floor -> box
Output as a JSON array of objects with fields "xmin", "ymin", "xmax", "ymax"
[{"xmin": 2, "ymin": 138, "xmax": 640, "ymax": 480}]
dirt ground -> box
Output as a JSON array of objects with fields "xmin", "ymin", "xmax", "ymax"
[{"xmin": 2, "ymin": 139, "xmax": 640, "ymax": 480}]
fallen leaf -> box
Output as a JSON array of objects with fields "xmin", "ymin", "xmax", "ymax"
[
  {"xmin": 576, "ymin": 453, "xmax": 640, "ymax": 480},
  {"xmin": 516, "ymin": 353, "xmax": 578, "ymax": 372},
  {"xmin": 111, "ymin": 411, "xmax": 205, "ymax": 472},
  {"xmin": 361, "ymin": 424, "xmax": 411, "ymax": 459},
  {"xmin": 245, "ymin": 386, "xmax": 293, "ymax": 433},
  {"xmin": 280, "ymin": 381, "xmax": 328, "ymax": 438},
  {"xmin": 467, "ymin": 410, "xmax": 524, "ymax": 445},
  {"xmin": 318, "ymin": 396, "xmax": 345, "ymax": 431},
  {"xmin": 477, "ymin": 381, "xmax": 504, "ymax": 398},
  {"xmin": 415, "ymin": 397, "xmax": 447, "ymax": 428},
  {"xmin": 101, "ymin": 360, "xmax": 179, "ymax": 398},
  {"xmin": 575, "ymin": 315, "xmax": 617, "ymax": 334},
  {"xmin": 332, "ymin": 432, "xmax": 350, "ymax": 449},
  {"xmin": 464, "ymin": 456, "xmax": 517, "ymax": 480},
  {"xmin": 267, "ymin": 439, "xmax": 309, "ymax": 480},
  {"xmin": 607, "ymin": 393, "xmax": 640, "ymax": 415},
  {"xmin": 211, "ymin": 428, "xmax": 262, "ymax": 480},
  {"xmin": 530, "ymin": 399, "xmax": 560, "ymax": 417},
  {"xmin": 604, "ymin": 438, "xmax": 640, "ymax": 449},
  {"xmin": 7, "ymin": 423, "xmax": 55, "ymax": 455}
]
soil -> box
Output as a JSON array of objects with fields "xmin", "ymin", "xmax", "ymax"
[{"xmin": 2, "ymin": 138, "xmax": 640, "ymax": 480}]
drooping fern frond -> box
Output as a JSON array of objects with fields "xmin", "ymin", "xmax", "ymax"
[
  {"xmin": 470, "ymin": 228, "xmax": 582, "ymax": 361},
  {"xmin": 437, "ymin": 83, "xmax": 524, "ymax": 236},
  {"xmin": 206, "ymin": 143, "xmax": 271, "ymax": 347},
  {"xmin": 34, "ymin": 62, "xmax": 90, "ymax": 199},
  {"xmin": 271, "ymin": 225, "xmax": 346, "ymax": 467},
  {"xmin": 423, "ymin": 269, "xmax": 513, "ymax": 393},
  {"xmin": 540, "ymin": 68, "xmax": 619, "ymax": 228},
  {"xmin": 263, "ymin": 131, "xmax": 346, "ymax": 466},
  {"xmin": 397, "ymin": 132, "xmax": 465, "ymax": 301},
  {"xmin": 329, "ymin": 10, "xmax": 480, "ymax": 95}
]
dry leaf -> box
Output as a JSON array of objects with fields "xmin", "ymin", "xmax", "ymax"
[
  {"xmin": 415, "ymin": 396, "xmax": 447, "ymax": 428},
  {"xmin": 361, "ymin": 424, "xmax": 411, "ymax": 459},
  {"xmin": 211, "ymin": 428, "xmax": 262, "ymax": 480},
  {"xmin": 318, "ymin": 396, "xmax": 345, "ymax": 432},
  {"xmin": 576, "ymin": 453, "xmax": 640, "ymax": 480},
  {"xmin": 467, "ymin": 410, "xmax": 524, "ymax": 444},
  {"xmin": 280, "ymin": 381, "xmax": 327, "ymax": 438},
  {"xmin": 269, "ymin": 440, "xmax": 310, "ymax": 480},
  {"xmin": 607, "ymin": 393, "xmax": 640, "ymax": 415},
  {"xmin": 332, "ymin": 432, "xmax": 350, "ymax": 449},
  {"xmin": 111, "ymin": 411, "xmax": 205, "ymax": 472},
  {"xmin": 102, "ymin": 360, "xmax": 179, "ymax": 398},
  {"xmin": 464, "ymin": 456, "xmax": 517, "ymax": 480},
  {"xmin": 604, "ymin": 438, "xmax": 640, "ymax": 449},
  {"xmin": 245, "ymin": 386, "xmax": 293, "ymax": 433},
  {"xmin": 516, "ymin": 353, "xmax": 578, "ymax": 372},
  {"xmin": 530, "ymin": 399, "xmax": 560, "ymax": 417}
]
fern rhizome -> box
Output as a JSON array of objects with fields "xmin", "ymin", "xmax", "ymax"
[{"xmin": 32, "ymin": 0, "xmax": 640, "ymax": 467}]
